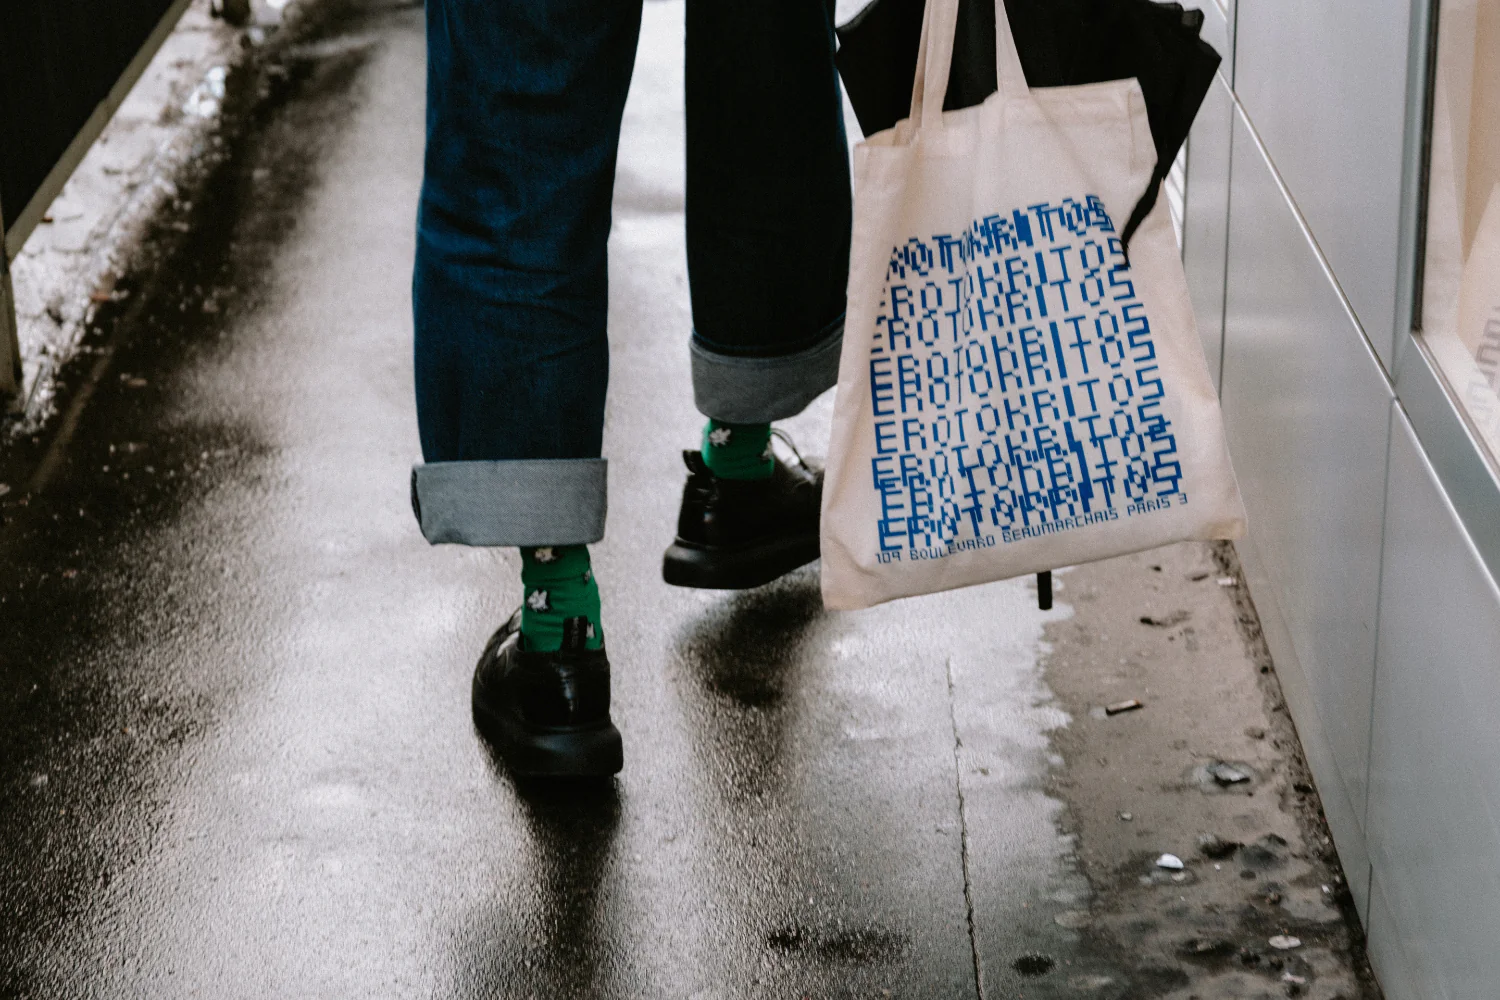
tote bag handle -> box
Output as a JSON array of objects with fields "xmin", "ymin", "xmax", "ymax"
[{"xmin": 908, "ymin": 0, "xmax": 1033, "ymax": 129}]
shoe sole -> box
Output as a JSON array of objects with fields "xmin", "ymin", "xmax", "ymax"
[
  {"xmin": 472, "ymin": 685, "xmax": 623, "ymax": 778},
  {"xmin": 662, "ymin": 533, "xmax": 820, "ymax": 590}
]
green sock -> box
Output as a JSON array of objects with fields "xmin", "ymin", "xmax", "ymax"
[
  {"xmin": 702, "ymin": 419, "xmax": 773, "ymax": 480},
  {"xmin": 519, "ymin": 545, "xmax": 603, "ymax": 652}
]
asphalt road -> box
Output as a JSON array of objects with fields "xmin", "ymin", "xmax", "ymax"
[{"xmin": 0, "ymin": 2, "xmax": 1380, "ymax": 998}]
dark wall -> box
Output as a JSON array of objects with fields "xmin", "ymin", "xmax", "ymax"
[{"xmin": 0, "ymin": 0, "xmax": 177, "ymax": 231}]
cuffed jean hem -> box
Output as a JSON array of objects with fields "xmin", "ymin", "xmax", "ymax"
[
  {"xmin": 410, "ymin": 458, "xmax": 607, "ymax": 546},
  {"xmin": 690, "ymin": 317, "xmax": 844, "ymax": 423}
]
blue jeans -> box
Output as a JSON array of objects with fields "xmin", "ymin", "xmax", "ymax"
[{"xmin": 410, "ymin": 0, "xmax": 852, "ymax": 547}]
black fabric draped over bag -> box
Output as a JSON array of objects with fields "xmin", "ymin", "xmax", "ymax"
[{"xmin": 834, "ymin": 0, "xmax": 1222, "ymax": 247}]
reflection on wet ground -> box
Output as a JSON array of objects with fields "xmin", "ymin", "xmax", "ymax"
[
  {"xmin": 457, "ymin": 769, "xmax": 625, "ymax": 997},
  {"xmin": 675, "ymin": 572, "xmax": 824, "ymax": 710},
  {"xmin": 670, "ymin": 572, "xmax": 824, "ymax": 805}
]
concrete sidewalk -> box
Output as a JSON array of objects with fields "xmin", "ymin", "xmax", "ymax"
[{"xmin": 0, "ymin": 2, "xmax": 1377, "ymax": 997}]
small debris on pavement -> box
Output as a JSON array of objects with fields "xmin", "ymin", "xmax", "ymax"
[
  {"xmin": 1118, "ymin": 811, "xmax": 1133, "ymax": 822},
  {"xmin": 1105, "ymin": 699, "xmax": 1143, "ymax": 716},
  {"xmin": 184, "ymin": 65, "xmax": 229, "ymax": 118},
  {"xmin": 1197, "ymin": 834, "xmax": 1240, "ymax": 859},
  {"xmin": 1180, "ymin": 938, "xmax": 1237, "ymax": 959},
  {"xmin": 1139, "ymin": 610, "xmax": 1190, "ymax": 627},
  {"xmin": 1208, "ymin": 762, "xmax": 1252, "ymax": 786},
  {"xmin": 1240, "ymin": 834, "xmax": 1289, "ymax": 870},
  {"xmin": 1217, "ymin": 576, "xmax": 1237, "ymax": 586},
  {"xmin": 1068, "ymin": 974, "xmax": 1116, "ymax": 990},
  {"xmin": 1156, "ymin": 854, "xmax": 1185, "ymax": 870},
  {"xmin": 1283, "ymin": 972, "xmax": 1307, "ymax": 984},
  {"xmin": 1268, "ymin": 935, "xmax": 1302, "ymax": 950}
]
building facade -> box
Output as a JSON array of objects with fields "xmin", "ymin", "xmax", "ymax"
[{"xmin": 1180, "ymin": 0, "xmax": 1500, "ymax": 995}]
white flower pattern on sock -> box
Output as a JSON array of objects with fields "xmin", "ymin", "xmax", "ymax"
[
  {"xmin": 532, "ymin": 547, "xmax": 556, "ymax": 563},
  {"xmin": 707, "ymin": 427, "xmax": 733, "ymax": 447},
  {"xmin": 526, "ymin": 590, "xmax": 550, "ymax": 612}
]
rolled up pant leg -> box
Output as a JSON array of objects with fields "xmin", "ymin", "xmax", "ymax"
[
  {"xmin": 685, "ymin": 0, "xmax": 853, "ymax": 424},
  {"xmin": 411, "ymin": 0, "xmax": 643, "ymax": 546}
]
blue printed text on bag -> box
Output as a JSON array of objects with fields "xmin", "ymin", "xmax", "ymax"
[{"xmin": 869, "ymin": 195, "xmax": 1184, "ymax": 560}]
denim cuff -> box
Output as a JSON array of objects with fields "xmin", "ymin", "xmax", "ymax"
[
  {"xmin": 690, "ymin": 318, "xmax": 844, "ymax": 423},
  {"xmin": 410, "ymin": 458, "xmax": 607, "ymax": 547}
]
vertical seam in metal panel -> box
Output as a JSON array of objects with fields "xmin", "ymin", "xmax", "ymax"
[
  {"xmin": 1227, "ymin": 0, "xmax": 1236, "ymax": 89},
  {"xmin": 1393, "ymin": 0, "xmax": 1441, "ymax": 375},
  {"xmin": 1361, "ymin": 402, "xmax": 1397, "ymax": 848},
  {"xmin": 1215, "ymin": 75, "xmax": 1234, "ymax": 396}
]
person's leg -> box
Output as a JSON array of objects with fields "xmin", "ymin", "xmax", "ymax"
[
  {"xmin": 665, "ymin": 0, "xmax": 851, "ymax": 588},
  {"xmin": 683, "ymin": 0, "xmax": 852, "ymax": 418},
  {"xmin": 412, "ymin": 0, "xmax": 642, "ymax": 773}
]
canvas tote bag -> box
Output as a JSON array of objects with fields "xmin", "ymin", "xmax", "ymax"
[{"xmin": 820, "ymin": 0, "xmax": 1246, "ymax": 610}]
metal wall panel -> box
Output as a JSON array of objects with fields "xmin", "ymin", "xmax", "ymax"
[
  {"xmin": 1233, "ymin": 524, "xmax": 1373, "ymax": 919},
  {"xmin": 1395, "ymin": 341, "xmax": 1500, "ymax": 584},
  {"xmin": 1364, "ymin": 870, "xmax": 1422, "ymax": 1000},
  {"xmin": 1234, "ymin": 0, "xmax": 1415, "ymax": 370},
  {"xmin": 1366, "ymin": 409, "xmax": 1500, "ymax": 999},
  {"xmin": 1220, "ymin": 110, "xmax": 1391, "ymax": 845},
  {"xmin": 1182, "ymin": 0, "xmax": 1234, "ymax": 83},
  {"xmin": 1182, "ymin": 73, "xmax": 1233, "ymax": 392}
]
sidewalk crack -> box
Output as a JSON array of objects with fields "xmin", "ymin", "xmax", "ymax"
[{"xmin": 945, "ymin": 656, "xmax": 986, "ymax": 1000}]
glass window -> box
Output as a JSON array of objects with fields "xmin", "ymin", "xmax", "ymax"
[{"xmin": 1421, "ymin": 0, "xmax": 1500, "ymax": 468}]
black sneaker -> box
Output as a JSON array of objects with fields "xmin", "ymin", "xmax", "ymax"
[
  {"xmin": 662, "ymin": 437, "xmax": 822, "ymax": 590},
  {"xmin": 471, "ymin": 611, "xmax": 623, "ymax": 777}
]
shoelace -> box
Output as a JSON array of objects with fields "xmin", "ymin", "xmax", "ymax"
[{"xmin": 769, "ymin": 427, "xmax": 812, "ymax": 473}]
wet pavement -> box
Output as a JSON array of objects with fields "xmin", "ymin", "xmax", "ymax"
[{"xmin": 0, "ymin": 2, "xmax": 1380, "ymax": 998}]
